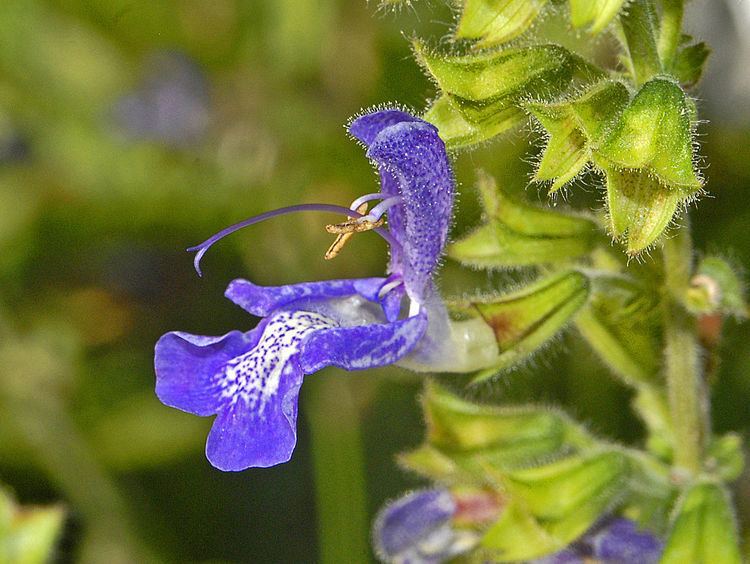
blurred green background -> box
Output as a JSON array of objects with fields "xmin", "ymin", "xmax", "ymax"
[{"xmin": 0, "ymin": 0, "xmax": 748, "ymax": 562}]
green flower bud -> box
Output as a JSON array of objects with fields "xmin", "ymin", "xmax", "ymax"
[
  {"xmin": 685, "ymin": 256, "xmax": 747, "ymax": 318},
  {"xmin": 528, "ymin": 80, "xmax": 629, "ymax": 191},
  {"xmin": 480, "ymin": 451, "xmax": 629, "ymax": 560},
  {"xmin": 449, "ymin": 173, "xmax": 598, "ymax": 267},
  {"xmin": 603, "ymin": 165, "xmax": 693, "ymax": 254},
  {"xmin": 414, "ymin": 41, "xmax": 574, "ymax": 102},
  {"xmin": 456, "ymin": 0, "xmax": 548, "ymax": 47},
  {"xmin": 569, "ymin": 0, "xmax": 626, "ymax": 34},
  {"xmin": 597, "ymin": 78, "xmax": 702, "ymax": 192},
  {"xmin": 478, "ymin": 497, "xmax": 562, "ymax": 561},
  {"xmin": 0, "ymin": 488, "xmax": 65, "ymax": 564},
  {"xmin": 400, "ymin": 384, "xmax": 593, "ymax": 482},
  {"xmin": 415, "ymin": 42, "xmax": 584, "ymax": 148},
  {"xmin": 502, "ymin": 451, "xmax": 628, "ymax": 521},
  {"xmin": 575, "ymin": 274, "xmax": 662, "ymax": 386},
  {"xmin": 671, "ymin": 40, "xmax": 710, "ymax": 89},
  {"xmin": 706, "ymin": 433, "xmax": 745, "ymax": 482},
  {"xmin": 467, "ymin": 270, "xmax": 591, "ymax": 382},
  {"xmin": 431, "ymin": 383, "xmax": 593, "ymax": 452},
  {"xmin": 423, "ymin": 95, "xmax": 524, "ymax": 149},
  {"xmin": 661, "ymin": 482, "xmax": 742, "ymax": 564}
]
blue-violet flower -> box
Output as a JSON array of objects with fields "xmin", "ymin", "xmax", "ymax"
[
  {"xmin": 373, "ymin": 488, "xmax": 479, "ymax": 564},
  {"xmin": 154, "ymin": 109, "xmax": 498, "ymax": 471}
]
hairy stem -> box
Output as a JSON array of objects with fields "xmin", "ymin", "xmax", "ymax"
[
  {"xmin": 619, "ymin": 0, "xmax": 662, "ymax": 86},
  {"xmin": 658, "ymin": 0, "xmax": 685, "ymax": 70},
  {"xmin": 662, "ymin": 221, "xmax": 707, "ymax": 474}
]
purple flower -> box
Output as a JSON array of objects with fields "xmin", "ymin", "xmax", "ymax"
[
  {"xmin": 154, "ymin": 109, "xmax": 459, "ymax": 470},
  {"xmin": 114, "ymin": 51, "xmax": 210, "ymax": 147},
  {"xmin": 373, "ymin": 489, "xmax": 478, "ymax": 564},
  {"xmin": 530, "ymin": 518, "xmax": 663, "ymax": 564}
]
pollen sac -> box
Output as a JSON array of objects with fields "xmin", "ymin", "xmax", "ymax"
[
  {"xmin": 456, "ymin": 0, "xmax": 548, "ymax": 47},
  {"xmin": 661, "ymin": 483, "xmax": 742, "ymax": 564},
  {"xmin": 416, "ymin": 42, "xmax": 585, "ymax": 148},
  {"xmin": 448, "ymin": 173, "xmax": 598, "ymax": 267}
]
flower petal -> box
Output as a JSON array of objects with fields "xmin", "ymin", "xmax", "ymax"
[
  {"xmin": 206, "ymin": 361, "xmax": 304, "ymax": 470},
  {"xmin": 365, "ymin": 120, "xmax": 454, "ymax": 303},
  {"xmin": 299, "ymin": 309, "xmax": 428, "ymax": 373},
  {"xmin": 348, "ymin": 109, "xmax": 422, "ymax": 146},
  {"xmin": 203, "ymin": 309, "xmax": 338, "ymax": 470},
  {"xmin": 588, "ymin": 518, "xmax": 662, "ymax": 563},
  {"xmin": 374, "ymin": 488, "xmax": 476, "ymax": 564},
  {"xmin": 154, "ymin": 329, "xmax": 261, "ymax": 416},
  {"xmin": 225, "ymin": 277, "xmax": 387, "ymax": 316}
]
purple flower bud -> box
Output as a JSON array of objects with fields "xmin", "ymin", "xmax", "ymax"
[
  {"xmin": 373, "ymin": 489, "xmax": 477, "ymax": 564},
  {"xmin": 532, "ymin": 517, "xmax": 663, "ymax": 564},
  {"xmin": 114, "ymin": 51, "xmax": 210, "ymax": 147},
  {"xmin": 587, "ymin": 518, "xmax": 663, "ymax": 564}
]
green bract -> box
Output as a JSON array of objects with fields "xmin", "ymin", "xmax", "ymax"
[
  {"xmin": 569, "ymin": 0, "xmax": 626, "ymax": 33},
  {"xmin": 685, "ymin": 256, "xmax": 747, "ymax": 317},
  {"xmin": 575, "ymin": 274, "xmax": 662, "ymax": 386},
  {"xmin": 528, "ymin": 76, "xmax": 702, "ymax": 253},
  {"xmin": 527, "ymin": 79, "xmax": 629, "ymax": 192},
  {"xmin": 603, "ymin": 166, "xmax": 691, "ymax": 254},
  {"xmin": 417, "ymin": 42, "xmax": 591, "ymax": 148},
  {"xmin": 661, "ymin": 482, "xmax": 742, "ymax": 564},
  {"xmin": 448, "ymin": 173, "xmax": 598, "ymax": 266},
  {"xmin": 0, "ymin": 488, "xmax": 65, "ymax": 564},
  {"xmin": 455, "ymin": 0, "xmax": 628, "ymax": 48},
  {"xmin": 671, "ymin": 40, "xmax": 711, "ymax": 88},
  {"xmin": 456, "ymin": 0, "xmax": 548, "ymax": 47},
  {"xmin": 597, "ymin": 78, "xmax": 701, "ymax": 191},
  {"xmin": 459, "ymin": 270, "xmax": 590, "ymax": 383}
]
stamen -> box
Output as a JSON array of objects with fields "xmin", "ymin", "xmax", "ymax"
[
  {"xmin": 349, "ymin": 192, "xmax": 386, "ymax": 212},
  {"xmin": 325, "ymin": 203, "xmax": 369, "ymax": 260},
  {"xmin": 360, "ymin": 196, "xmax": 403, "ymax": 223},
  {"xmin": 325, "ymin": 196, "xmax": 402, "ymax": 235},
  {"xmin": 378, "ymin": 276, "xmax": 404, "ymax": 299},
  {"xmin": 325, "ymin": 217, "xmax": 385, "ymax": 235},
  {"xmin": 187, "ymin": 203, "xmax": 401, "ymax": 276}
]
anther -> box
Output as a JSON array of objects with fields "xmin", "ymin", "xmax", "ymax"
[{"xmin": 325, "ymin": 203, "xmax": 373, "ymax": 260}]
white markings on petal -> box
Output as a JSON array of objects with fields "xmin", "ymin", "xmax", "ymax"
[{"xmin": 218, "ymin": 310, "xmax": 336, "ymax": 415}]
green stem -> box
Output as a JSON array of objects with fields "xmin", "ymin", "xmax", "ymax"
[
  {"xmin": 619, "ymin": 0, "xmax": 662, "ymax": 86},
  {"xmin": 662, "ymin": 221, "xmax": 707, "ymax": 474},
  {"xmin": 5, "ymin": 399, "xmax": 153, "ymax": 563},
  {"xmin": 658, "ymin": 0, "xmax": 685, "ymax": 70},
  {"xmin": 306, "ymin": 373, "xmax": 370, "ymax": 564}
]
